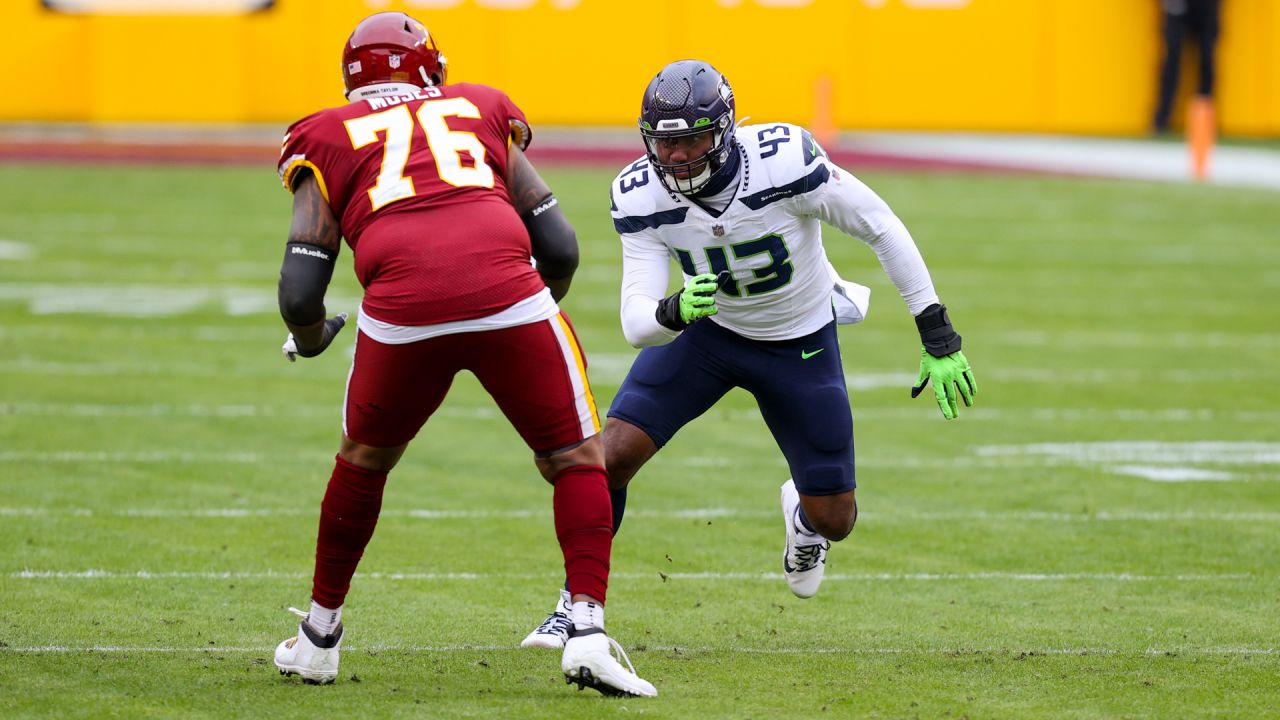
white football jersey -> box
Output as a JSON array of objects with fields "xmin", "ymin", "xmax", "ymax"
[{"xmin": 611, "ymin": 123, "xmax": 939, "ymax": 345}]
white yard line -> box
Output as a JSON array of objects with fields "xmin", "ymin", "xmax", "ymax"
[
  {"xmin": 6, "ymin": 570, "xmax": 1258, "ymax": 582},
  {"xmin": 5, "ymin": 507, "xmax": 1280, "ymax": 523},
  {"xmin": 2, "ymin": 644, "xmax": 1272, "ymax": 656},
  {"xmin": 6, "ymin": 402, "xmax": 1280, "ymax": 426},
  {"xmin": 2, "ymin": 450, "xmax": 1275, "ymax": 482},
  {"xmin": 0, "ymin": 359, "xmax": 1273, "ymax": 384}
]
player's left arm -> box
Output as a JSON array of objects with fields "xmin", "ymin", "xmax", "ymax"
[
  {"xmin": 278, "ymin": 169, "xmax": 347, "ymax": 361},
  {"xmin": 506, "ymin": 145, "xmax": 578, "ymax": 302},
  {"xmin": 804, "ymin": 151, "xmax": 976, "ymax": 418}
]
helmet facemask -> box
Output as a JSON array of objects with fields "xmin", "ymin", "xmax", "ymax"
[{"xmin": 641, "ymin": 115, "xmax": 733, "ymax": 195}]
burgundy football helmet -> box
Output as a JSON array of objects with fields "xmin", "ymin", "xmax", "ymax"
[{"xmin": 342, "ymin": 12, "xmax": 447, "ymax": 96}]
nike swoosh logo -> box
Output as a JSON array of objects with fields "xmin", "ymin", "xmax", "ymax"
[{"xmin": 801, "ymin": 348, "xmax": 824, "ymax": 359}]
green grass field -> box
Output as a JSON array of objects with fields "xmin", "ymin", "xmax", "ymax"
[{"xmin": 1, "ymin": 161, "xmax": 1278, "ymax": 718}]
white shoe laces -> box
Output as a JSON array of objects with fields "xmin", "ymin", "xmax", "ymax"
[
  {"xmin": 287, "ymin": 607, "xmax": 309, "ymax": 620},
  {"xmin": 603, "ymin": 634, "xmax": 640, "ymax": 677}
]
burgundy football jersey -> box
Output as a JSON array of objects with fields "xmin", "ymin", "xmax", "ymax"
[{"xmin": 279, "ymin": 83, "xmax": 544, "ymax": 326}]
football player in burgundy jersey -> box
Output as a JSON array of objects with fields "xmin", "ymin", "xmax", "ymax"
[{"xmin": 271, "ymin": 11, "xmax": 654, "ymax": 698}]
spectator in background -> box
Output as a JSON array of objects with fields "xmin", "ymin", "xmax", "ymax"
[{"xmin": 1153, "ymin": 0, "xmax": 1222, "ymax": 133}]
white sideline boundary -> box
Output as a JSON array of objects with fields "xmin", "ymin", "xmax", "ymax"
[
  {"xmin": 2, "ymin": 644, "xmax": 1273, "ymax": 656},
  {"xmin": 7, "ymin": 570, "xmax": 1258, "ymax": 582}
]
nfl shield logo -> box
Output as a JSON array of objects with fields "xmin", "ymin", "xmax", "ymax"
[
  {"xmin": 712, "ymin": 225, "xmax": 725, "ymax": 237},
  {"xmin": 389, "ymin": 54, "xmax": 402, "ymax": 69}
]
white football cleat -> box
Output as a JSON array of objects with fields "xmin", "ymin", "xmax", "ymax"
[
  {"xmin": 781, "ymin": 478, "xmax": 830, "ymax": 599},
  {"xmin": 275, "ymin": 607, "xmax": 343, "ymax": 684},
  {"xmin": 521, "ymin": 588, "xmax": 573, "ymax": 649},
  {"xmin": 562, "ymin": 628, "xmax": 657, "ymax": 698}
]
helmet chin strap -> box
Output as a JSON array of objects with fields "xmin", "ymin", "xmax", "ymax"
[{"xmin": 672, "ymin": 165, "xmax": 713, "ymax": 194}]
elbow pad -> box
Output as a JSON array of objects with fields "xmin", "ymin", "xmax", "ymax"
[
  {"xmin": 278, "ymin": 242, "xmax": 337, "ymax": 326},
  {"xmin": 524, "ymin": 194, "xmax": 578, "ymax": 280}
]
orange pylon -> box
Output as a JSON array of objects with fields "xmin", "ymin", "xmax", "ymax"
[
  {"xmin": 1188, "ymin": 95, "xmax": 1215, "ymax": 182},
  {"xmin": 812, "ymin": 75, "xmax": 836, "ymax": 149}
]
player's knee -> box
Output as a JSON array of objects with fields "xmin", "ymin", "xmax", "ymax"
[
  {"xmin": 814, "ymin": 512, "xmax": 854, "ymax": 542},
  {"xmin": 535, "ymin": 436, "xmax": 605, "ymax": 483},
  {"xmin": 603, "ymin": 419, "xmax": 658, "ymax": 488},
  {"xmin": 799, "ymin": 482, "xmax": 856, "ymax": 541},
  {"xmin": 339, "ymin": 437, "xmax": 405, "ymax": 472}
]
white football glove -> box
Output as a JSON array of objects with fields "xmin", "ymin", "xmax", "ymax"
[{"xmin": 282, "ymin": 312, "xmax": 348, "ymax": 362}]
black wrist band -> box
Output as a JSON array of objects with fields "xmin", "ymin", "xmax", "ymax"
[
  {"xmin": 655, "ymin": 292, "xmax": 689, "ymax": 331},
  {"xmin": 915, "ymin": 303, "xmax": 962, "ymax": 358}
]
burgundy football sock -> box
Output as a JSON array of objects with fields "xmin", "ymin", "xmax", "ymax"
[
  {"xmin": 552, "ymin": 465, "xmax": 612, "ymax": 605},
  {"xmin": 311, "ymin": 455, "xmax": 388, "ymax": 609}
]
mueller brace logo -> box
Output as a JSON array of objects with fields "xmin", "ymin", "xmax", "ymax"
[
  {"xmin": 530, "ymin": 196, "xmax": 559, "ymax": 217},
  {"xmin": 291, "ymin": 245, "xmax": 332, "ymax": 261}
]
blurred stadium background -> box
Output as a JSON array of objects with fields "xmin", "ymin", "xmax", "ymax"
[{"xmin": 2, "ymin": 1, "xmax": 1278, "ymax": 718}]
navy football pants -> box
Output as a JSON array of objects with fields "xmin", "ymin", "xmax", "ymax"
[{"xmin": 609, "ymin": 318, "xmax": 855, "ymax": 496}]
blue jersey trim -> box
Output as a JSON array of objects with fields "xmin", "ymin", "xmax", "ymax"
[
  {"xmin": 739, "ymin": 164, "xmax": 830, "ymax": 210},
  {"xmin": 613, "ymin": 207, "xmax": 690, "ymax": 234}
]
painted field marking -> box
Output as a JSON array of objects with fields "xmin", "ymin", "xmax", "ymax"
[
  {"xmin": 7, "ymin": 570, "xmax": 1259, "ymax": 582},
  {"xmin": 0, "ymin": 240, "xmax": 33, "ymax": 260},
  {"xmin": 1, "ymin": 645, "xmax": 1273, "ymax": 656},
  {"xmin": 0, "ymin": 357, "xmax": 1273, "ymax": 385},
  {"xmin": 5, "ymin": 507, "xmax": 1280, "ymax": 523},
  {"xmin": 2, "ymin": 399, "xmax": 1280, "ymax": 422},
  {"xmin": 975, "ymin": 441, "xmax": 1280, "ymax": 482},
  {"xmin": 0, "ymin": 283, "xmax": 359, "ymax": 318}
]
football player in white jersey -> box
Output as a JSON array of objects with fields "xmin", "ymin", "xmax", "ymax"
[{"xmin": 523, "ymin": 59, "xmax": 976, "ymax": 648}]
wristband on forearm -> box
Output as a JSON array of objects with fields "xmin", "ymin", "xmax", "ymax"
[
  {"xmin": 914, "ymin": 303, "xmax": 962, "ymax": 358},
  {"xmin": 654, "ymin": 292, "xmax": 689, "ymax": 332}
]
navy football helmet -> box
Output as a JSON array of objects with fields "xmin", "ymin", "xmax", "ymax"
[{"xmin": 639, "ymin": 60, "xmax": 736, "ymax": 194}]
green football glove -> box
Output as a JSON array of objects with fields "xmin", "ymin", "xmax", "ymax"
[
  {"xmin": 912, "ymin": 347, "xmax": 976, "ymax": 419},
  {"xmin": 655, "ymin": 272, "xmax": 726, "ymax": 330},
  {"xmin": 910, "ymin": 303, "xmax": 977, "ymax": 419}
]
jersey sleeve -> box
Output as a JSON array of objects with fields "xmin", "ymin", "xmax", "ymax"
[
  {"xmin": 486, "ymin": 87, "xmax": 532, "ymax": 152},
  {"xmin": 796, "ymin": 141, "xmax": 940, "ymax": 315},
  {"xmin": 503, "ymin": 93, "xmax": 532, "ymax": 151},
  {"xmin": 277, "ymin": 112, "xmax": 338, "ymax": 204},
  {"xmin": 610, "ymin": 178, "xmax": 681, "ymax": 348}
]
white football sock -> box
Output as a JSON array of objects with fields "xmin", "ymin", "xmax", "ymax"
[
  {"xmin": 571, "ymin": 600, "xmax": 604, "ymax": 632},
  {"xmin": 794, "ymin": 507, "xmax": 826, "ymax": 540},
  {"xmin": 308, "ymin": 600, "xmax": 342, "ymax": 635}
]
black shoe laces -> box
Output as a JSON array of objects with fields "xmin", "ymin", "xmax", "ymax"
[
  {"xmin": 536, "ymin": 612, "xmax": 572, "ymax": 636},
  {"xmin": 791, "ymin": 542, "xmax": 828, "ymax": 572}
]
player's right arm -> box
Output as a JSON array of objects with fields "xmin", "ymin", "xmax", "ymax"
[
  {"xmin": 506, "ymin": 145, "xmax": 578, "ymax": 302},
  {"xmin": 612, "ymin": 171, "xmax": 721, "ymax": 346},
  {"xmin": 278, "ymin": 169, "xmax": 347, "ymax": 360}
]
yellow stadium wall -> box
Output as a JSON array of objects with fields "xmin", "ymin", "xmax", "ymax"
[{"xmin": 2, "ymin": 0, "xmax": 1277, "ymax": 135}]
